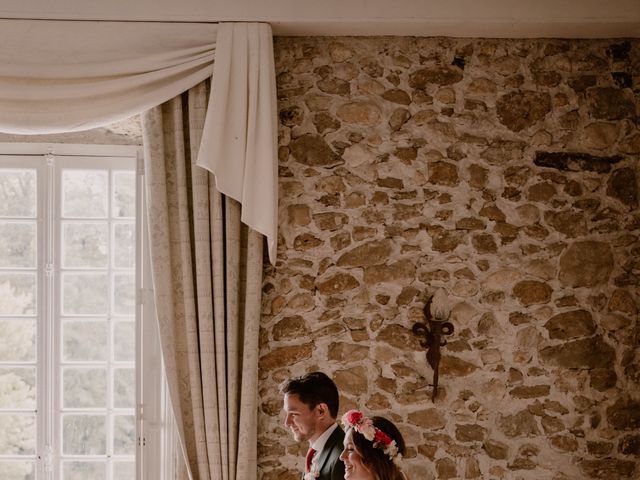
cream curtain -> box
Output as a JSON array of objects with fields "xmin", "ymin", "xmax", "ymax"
[
  {"xmin": 0, "ymin": 19, "xmax": 278, "ymax": 264},
  {"xmin": 143, "ymin": 82, "xmax": 263, "ymax": 480},
  {"xmin": 199, "ymin": 24, "xmax": 278, "ymax": 263}
]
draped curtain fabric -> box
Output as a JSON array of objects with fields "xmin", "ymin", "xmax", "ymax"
[
  {"xmin": 0, "ymin": 20, "xmax": 217, "ymax": 134},
  {"xmin": 199, "ymin": 24, "xmax": 278, "ymax": 264},
  {"xmin": 142, "ymin": 82, "xmax": 263, "ymax": 480},
  {"xmin": 0, "ymin": 19, "xmax": 278, "ymax": 264}
]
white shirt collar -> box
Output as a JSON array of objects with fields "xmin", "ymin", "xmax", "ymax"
[{"xmin": 311, "ymin": 422, "xmax": 340, "ymax": 453}]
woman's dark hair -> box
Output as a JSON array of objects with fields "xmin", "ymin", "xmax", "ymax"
[
  {"xmin": 351, "ymin": 416, "xmax": 406, "ymax": 480},
  {"xmin": 279, "ymin": 371, "xmax": 340, "ymax": 418}
]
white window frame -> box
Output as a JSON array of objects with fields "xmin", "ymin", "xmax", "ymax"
[{"xmin": 0, "ymin": 142, "xmax": 170, "ymax": 480}]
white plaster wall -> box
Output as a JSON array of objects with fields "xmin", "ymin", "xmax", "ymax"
[{"xmin": 0, "ymin": 0, "xmax": 638, "ymax": 37}]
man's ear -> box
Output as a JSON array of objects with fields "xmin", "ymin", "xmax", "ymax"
[{"xmin": 315, "ymin": 402, "xmax": 329, "ymax": 418}]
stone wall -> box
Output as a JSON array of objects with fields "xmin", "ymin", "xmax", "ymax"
[{"xmin": 259, "ymin": 37, "xmax": 640, "ymax": 480}]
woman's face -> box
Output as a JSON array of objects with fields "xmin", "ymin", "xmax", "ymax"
[{"xmin": 340, "ymin": 429, "xmax": 374, "ymax": 480}]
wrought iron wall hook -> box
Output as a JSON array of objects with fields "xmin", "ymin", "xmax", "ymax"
[{"xmin": 412, "ymin": 289, "xmax": 454, "ymax": 401}]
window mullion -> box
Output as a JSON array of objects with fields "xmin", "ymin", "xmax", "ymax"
[
  {"xmin": 136, "ymin": 151, "xmax": 144, "ymax": 480},
  {"xmin": 43, "ymin": 152, "xmax": 57, "ymax": 480}
]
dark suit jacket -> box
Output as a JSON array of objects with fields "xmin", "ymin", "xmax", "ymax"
[{"xmin": 303, "ymin": 426, "xmax": 345, "ymax": 480}]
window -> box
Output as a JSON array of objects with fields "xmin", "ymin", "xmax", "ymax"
[{"xmin": 0, "ymin": 143, "xmax": 166, "ymax": 480}]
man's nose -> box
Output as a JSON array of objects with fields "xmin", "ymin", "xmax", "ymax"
[{"xmin": 284, "ymin": 414, "xmax": 292, "ymax": 426}]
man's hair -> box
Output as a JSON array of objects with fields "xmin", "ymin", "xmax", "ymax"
[{"xmin": 280, "ymin": 371, "xmax": 339, "ymax": 418}]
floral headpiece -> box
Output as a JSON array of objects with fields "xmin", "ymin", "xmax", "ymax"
[{"xmin": 341, "ymin": 410, "xmax": 400, "ymax": 460}]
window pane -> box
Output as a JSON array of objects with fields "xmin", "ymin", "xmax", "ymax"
[
  {"xmin": 63, "ymin": 368, "xmax": 107, "ymax": 408},
  {"xmin": 113, "ymin": 223, "xmax": 135, "ymax": 269},
  {"xmin": 0, "ymin": 274, "xmax": 36, "ymax": 316},
  {"xmin": 113, "ymin": 415, "xmax": 136, "ymax": 455},
  {"xmin": 113, "ymin": 368, "xmax": 135, "ymax": 408},
  {"xmin": 0, "ymin": 170, "xmax": 36, "ymax": 218},
  {"xmin": 0, "ymin": 222, "xmax": 36, "ymax": 268},
  {"xmin": 113, "ymin": 321, "xmax": 135, "ymax": 362},
  {"xmin": 113, "ymin": 172, "xmax": 135, "ymax": 218},
  {"xmin": 62, "ymin": 320, "xmax": 108, "ymax": 362},
  {"xmin": 113, "ymin": 461, "xmax": 135, "ymax": 480},
  {"xmin": 62, "ymin": 274, "xmax": 108, "ymax": 315},
  {"xmin": 0, "ymin": 414, "xmax": 36, "ymax": 454},
  {"xmin": 62, "ymin": 462, "xmax": 105, "ymax": 480},
  {"xmin": 0, "ymin": 368, "xmax": 36, "ymax": 409},
  {"xmin": 0, "ymin": 461, "xmax": 35, "ymax": 480},
  {"xmin": 62, "ymin": 223, "xmax": 108, "ymax": 268},
  {"xmin": 113, "ymin": 274, "xmax": 135, "ymax": 316},
  {"xmin": 62, "ymin": 415, "xmax": 106, "ymax": 455},
  {"xmin": 62, "ymin": 461, "xmax": 106, "ymax": 480},
  {"xmin": 0, "ymin": 319, "xmax": 36, "ymax": 362},
  {"xmin": 62, "ymin": 170, "xmax": 108, "ymax": 218}
]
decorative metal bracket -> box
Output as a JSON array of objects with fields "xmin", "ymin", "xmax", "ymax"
[{"xmin": 412, "ymin": 289, "xmax": 454, "ymax": 401}]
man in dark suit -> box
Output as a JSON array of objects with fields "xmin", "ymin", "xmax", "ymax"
[{"xmin": 281, "ymin": 372, "xmax": 346, "ymax": 480}]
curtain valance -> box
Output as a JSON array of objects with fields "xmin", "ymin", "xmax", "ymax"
[{"xmin": 0, "ymin": 20, "xmax": 278, "ymax": 263}]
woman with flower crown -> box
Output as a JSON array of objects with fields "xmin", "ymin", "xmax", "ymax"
[{"xmin": 339, "ymin": 410, "xmax": 408, "ymax": 480}]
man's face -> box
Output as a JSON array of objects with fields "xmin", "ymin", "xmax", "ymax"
[{"xmin": 283, "ymin": 393, "xmax": 320, "ymax": 443}]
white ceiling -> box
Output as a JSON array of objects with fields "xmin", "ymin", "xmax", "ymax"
[{"xmin": 1, "ymin": 0, "xmax": 639, "ymax": 37}]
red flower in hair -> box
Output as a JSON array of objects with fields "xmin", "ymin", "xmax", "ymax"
[
  {"xmin": 346, "ymin": 410, "xmax": 364, "ymax": 425},
  {"xmin": 374, "ymin": 429, "xmax": 392, "ymax": 445}
]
